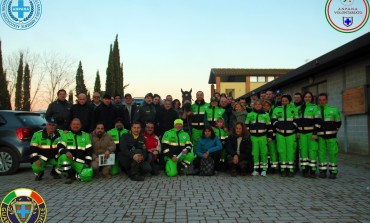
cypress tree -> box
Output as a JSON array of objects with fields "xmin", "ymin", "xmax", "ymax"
[
  {"xmin": 0, "ymin": 41, "xmax": 12, "ymax": 110},
  {"xmin": 14, "ymin": 53, "xmax": 24, "ymax": 111},
  {"xmin": 94, "ymin": 70, "xmax": 101, "ymax": 94},
  {"xmin": 68, "ymin": 90, "xmax": 73, "ymax": 103},
  {"xmin": 105, "ymin": 45, "xmax": 114, "ymax": 95},
  {"xmin": 112, "ymin": 35, "xmax": 123, "ymax": 96},
  {"xmin": 75, "ymin": 61, "xmax": 88, "ymax": 98},
  {"xmin": 22, "ymin": 63, "xmax": 31, "ymax": 111}
]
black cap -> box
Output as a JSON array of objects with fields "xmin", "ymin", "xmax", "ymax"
[
  {"xmin": 251, "ymin": 91, "xmax": 257, "ymax": 96},
  {"xmin": 46, "ymin": 117, "xmax": 57, "ymax": 125},
  {"xmin": 276, "ymin": 90, "xmax": 282, "ymax": 96},
  {"xmin": 103, "ymin": 94, "xmax": 111, "ymax": 99},
  {"xmin": 145, "ymin": 93, "xmax": 153, "ymax": 98},
  {"xmin": 211, "ymin": 96, "xmax": 218, "ymax": 102}
]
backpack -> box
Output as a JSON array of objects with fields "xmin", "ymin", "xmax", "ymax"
[{"xmin": 199, "ymin": 157, "xmax": 215, "ymax": 176}]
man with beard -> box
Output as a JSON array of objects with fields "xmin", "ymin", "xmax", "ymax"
[
  {"xmin": 90, "ymin": 122, "xmax": 116, "ymax": 179},
  {"xmin": 190, "ymin": 91, "xmax": 209, "ymax": 149},
  {"xmin": 134, "ymin": 93, "xmax": 157, "ymax": 129}
]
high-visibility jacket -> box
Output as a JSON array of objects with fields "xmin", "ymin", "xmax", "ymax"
[
  {"xmin": 161, "ymin": 128, "xmax": 192, "ymax": 158},
  {"xmin": 191, "ymin": 100, "xmax": 209, "ymax": 130},
  {"xmin": 57, "ymin": 130, "xmax": 92, "ymax": 165},
  {"xmin": 246, "ymin": 110, "xmax": 273, "ymax": 138},
  {"xmin": 107, "ymin": 127, "xmax": 129, "ymax": 144},
  {"xmin": 205, "ymin": 106, "xmax": 227, "ymax": 127},
  {"xmin": 271, "ymin": 104, "xmax": 298, "ymax": 136},
  {"xmin": 314, "ymin": 104, "xmax": 341, "ymax": 139},
  {"xmin": 296, "ymin": 102, "xmax": 320, "ymax": 134},
  {"xmin": 30, "ymin": 129, "xmax": 63, "ymax": 163}
]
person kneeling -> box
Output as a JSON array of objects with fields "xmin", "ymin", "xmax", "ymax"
[
  {"xmin": 118, "ymin": 122, "xmax": 151, "ymax": 181},
  {"xmin": 162, "ymin": 119, "xmax": 195, "ymax": 177},
  {"xmin": 194, "ymin": 126, "xmax": 222, "ymax": 175}
]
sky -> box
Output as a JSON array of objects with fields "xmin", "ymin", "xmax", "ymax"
[{"xmin": 1, "ymin": 0, "xmax": 369, "ymax": 109}]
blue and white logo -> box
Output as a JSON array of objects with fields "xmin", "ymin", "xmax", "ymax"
[{"xmin": 1, "ymin": 0, "xmax": 42, "ymax": 30}]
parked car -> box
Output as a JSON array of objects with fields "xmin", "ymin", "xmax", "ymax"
[
  {"xmin": 133, "ymin": 97, "xmax": 144, "ymax": 106},
  {"xmin": 0, "ymin": 110, "xmax": 46, "ymax": 175},
  {"xmin": 33, "ymin": 110, "xmax": 46, "ymax": 119}
]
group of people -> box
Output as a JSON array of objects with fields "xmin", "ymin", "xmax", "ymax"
[{"xmin": 29, "ymin": 88, "xmax": 341, "ymax": 183}]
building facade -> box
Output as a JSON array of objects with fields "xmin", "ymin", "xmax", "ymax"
[
  {"xmin": 240, "ymin": 32, "xmax": 370, "ymax": 156},
  {"xmin": 208, "ymin": 69, "xmax": 292, "ymax": 98}
]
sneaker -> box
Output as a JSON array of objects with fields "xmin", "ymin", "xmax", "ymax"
[
  {"xmin": 251, "ymin": 171, "xmax": 259, "ymax": 176},
  {"xmin": 260, "ymin": 171, "xmax": 266, "ymax": 177},
  {"xmin": 35, "ymin": 171, "xmax": 44, "ymax": 181}
]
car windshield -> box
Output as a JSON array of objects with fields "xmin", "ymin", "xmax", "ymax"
[{"xmin": 16, "ymin": 114, "xmax": 46, "ymax": 127}]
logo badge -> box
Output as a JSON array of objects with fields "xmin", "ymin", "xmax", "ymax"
[
  {"xmin": 1, "ymin": 188, "xmax": 47, "ymax": 223},
  {"xmin": 1, "ymin": 0, "xmax": 42, "ymax": 30},
  {"xmin": 325, "ymin": 0, "xmax": 369, "ymax": 33}
]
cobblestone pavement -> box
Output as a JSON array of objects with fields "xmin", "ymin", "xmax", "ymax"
[{"xmin": 1, "ymin": 153, "xmax": 369, "ymax": 223}]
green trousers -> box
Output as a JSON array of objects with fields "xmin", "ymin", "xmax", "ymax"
[
  {"xmin": 57, "ymin": 154, "xmax": 93, "ymax": 182},
  {"xmin": 110, "ymin": 160, "xmax": 120, "ymax": 176},
  {"xmin": 276, "ymin": 133, "xmax": 296, "ymax": 172},
  {"xmin": 268, "ymin": 140, "xmax": 278, "ymax": 169},
  {"xmin": 191, "ymin": 128, "xmax": 202, "ymax": 150},
  {"xmin": 251, "ymin": 135, "xmax": 268, "ymax": 171},
  {"xmin": 299, "ymin": 132, "xmax": 318, "ymax": 171},
  {"xmin": 32, "ymin": 158, "xmax": 58, "ymax": 174},
  {"xmin": 164, "ymin": 152, "xmax": 195, "ymax": 177},
  {"xmin": 318, "ymin": 137, "xmax": 338, "ymax": 174}
]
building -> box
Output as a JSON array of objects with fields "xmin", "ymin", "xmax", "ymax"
[
  {"xmin": 208, "ymin": 68, "xmax": 292, "ymax": 98},
  {"xmin": 240, "ymin": 32, "xmax": 370, "ymax": 156}
]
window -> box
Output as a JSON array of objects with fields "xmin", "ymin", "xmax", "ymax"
[
  {"xmin": 250, "ymin": 76, "xmax": 257, "ymax": 82},
  {"xmin": 258, "ymin": 76, "xmax": 265, "ymax": 82},
  {"xmin": 267, "ymin": 76, "xmax": 275, "ymax": 82}
]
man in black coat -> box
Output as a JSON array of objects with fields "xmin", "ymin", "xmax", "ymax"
[
  {"xmin": 123, "ymin": 93, "xmax": 138, "ymax": 129},
  {"xmin": 93, "ymin": 94, "xmax": 119, "ymax": 131},
  {"xmin": 155, "ymin": 99, "xmax": 178, "ymax": 138},
  {"xmin": 45, "ymin": 89, "xmax": 71, "ymax": 130},
  {"xmin": 70, "ymin": 93, "xmax": 94, "ymax": 132}
]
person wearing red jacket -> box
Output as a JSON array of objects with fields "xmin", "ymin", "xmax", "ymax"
[{"xmin": 142, "ymin": 122, "xmax": 161, "ymax": 175}]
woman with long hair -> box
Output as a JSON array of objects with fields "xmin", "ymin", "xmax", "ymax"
[
  {"xmin": 296, "ymin": 91, "xmax": 319, "ymax": 178},
  {"xmin": 226, "ymin": 122, "xmax": 252, "ymax": 176}
]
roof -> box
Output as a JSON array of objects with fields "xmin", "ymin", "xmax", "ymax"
[
  {"xmin": 238, "ymin": 31, "xmax": 370, "ymax": 99},
  {"xmin": 208, "ymin": 68, "xmax": 293, "ymax": 84}
]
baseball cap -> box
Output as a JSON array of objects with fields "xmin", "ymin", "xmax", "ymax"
[{"xmin": 46, "ymin": 117, "xmax": 57, "ymax": 125}]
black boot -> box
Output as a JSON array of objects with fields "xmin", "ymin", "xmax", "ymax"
[
  {"xmin": 329, "ymin": 172, "xmax": 337, "ymax": 179},
  {"xmin": 50, "ymin": 167, "xmax": 62, "ymax": 179},
  {"xmin": 288, "ymin": 169, "xmax": 294, "ymax": 177},
  {"xmin": 310, "ymin": 169, "xmax": 316, "ymax": 178},
  {"xmin": 302, "ymin": 167, "xmax": 309, "ymax": 178},
  {"xmin": 230, "ymin": 165, "xmax": 238, "ymax": 177},
  {"xmin": 281, "ymin": 169, "xmax": 287, "ymax": 177},
  {"xmin": 64, "ymin": 170, "xmax": 75, "ymax": 184},
  {"xmin": 35, "ymin": 171, "xmax": 44, "ymax": 181},
  {"xmin": 319, "ymin": 171, "xmax": 327, "ymax": 178}
]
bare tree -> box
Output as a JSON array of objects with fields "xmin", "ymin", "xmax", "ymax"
[{"xmin": 40, "ymin": 52, "xmax": 75, "ymax": 104}]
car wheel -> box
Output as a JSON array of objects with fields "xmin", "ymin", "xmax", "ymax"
[{"xmin": 0, "ymin": 147, "xmax": 20, "ymax": 175}]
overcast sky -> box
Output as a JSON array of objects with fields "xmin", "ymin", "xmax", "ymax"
[{"xmin": 1, "ymin": 0, "xmax": 369, "ymax": 109}]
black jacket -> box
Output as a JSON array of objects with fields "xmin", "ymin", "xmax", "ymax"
[
  {"xmin": 70, "ymin": 103, "xmax": 94, "ymax": 132},
  {"xmin": 124, "ymin": 103, "xmax": 138, "ymax": 129},
  {"xmin": 93, "ymin": 103, "xmax": 119, "ymax": 131},
  {"xmin": 156, "ymin": 107, "xmax": 179, "ymax": 137},
  {"xmin": 226, "ymin": 134, "xmax": 252, "ymax": 163},
  {"xmin": 119, "ymin": 133, "xmax": 147, "ymax": 160},
  {"xmin": 133, "ymin": 102, "xmax": 157, "ymax": 128},
  {"xmin": 45, "ymin": 99, "xmax": 72, "ymax": 130}
]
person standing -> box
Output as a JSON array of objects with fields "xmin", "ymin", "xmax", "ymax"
[
  {"xmin": 315, "ymin": 93, "xmax": 341, "ymax": 179},
  {"xmin": 70, "ymin": 93, "xmax": 94, "ymax": 133},
  {"xmin": 30, "ymin": 118, "xmax": 63, "ymax": 181},
  {"xmin": 161, "ymin": 119, "xmax": 195, "ymax": 177},
  {"xmin": 296, "ymin": 91, "xmax": 319, "ymax": 178},
  {"xmin": 271, "ymin": 95, "xmax": 298, "ymax": 177},
  {"xmin": 191, "ymin": 91, "xmax": 209, "ymax": 149},
  {"xmin": 229, "ymin": 102, "xmax": 247, "ymax": 130},
  {"xmin": 134, "ymin": 93, "xmax": 157, "ymax": 129},
  {"xmin": 57, "ymin": 118, "xmax": 93, "ymax": 183},
  {"xmin": 205, "ymin": 97, "xmax": 227, "ymax": 127},
  {"xmin": 246, "ymin": 100, "xmax": 273, "ymax": 177},
  {"xmin": 45, "ymin": 89, "xmax": 71, "ymax": 130},
  {"xmin": 263, "ymin": 100, "xmax": 278, "ymax": 173},
  {"xmin": 118, "ymin": 122, "xmax": 152, "ymax": 181},
  {"xmin": 93, "ymin": 94, "xmax": 119, "ymax": 131},
  {"xmin": 156, "ymin": 99, "xmax": 179, "ymax": 138},
  {"xmin": 123, "ymin": 93, "xmax": 138, "ymax": 129}
]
